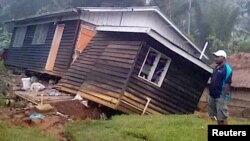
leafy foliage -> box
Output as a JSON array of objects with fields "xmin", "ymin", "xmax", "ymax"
[{"xmin": 0, "ymin": 24, "xmax": 11, "ymax": 52}]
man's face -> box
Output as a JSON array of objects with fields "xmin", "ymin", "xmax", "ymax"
[{"xmin": 214, "ymin": 56, "xmax": 224, "ymax": 64}]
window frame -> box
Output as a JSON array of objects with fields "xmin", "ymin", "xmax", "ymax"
[
  {"xmin": 138, "ymin": 47, "xmax": 172, "ymax": 87},
  {"xmin": 12, "ymin": 26, "xmax": 27, "ymax": 47},
  {"xmin": 32, "ymin": 24, "xmax": 49, "ymax": 45}
]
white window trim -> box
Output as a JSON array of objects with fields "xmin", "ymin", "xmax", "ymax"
[{"xmin": 138, "ymin": 47, "xmax": 171, "ymax": 87}]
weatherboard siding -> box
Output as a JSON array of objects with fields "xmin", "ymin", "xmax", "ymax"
[
  {"xmin": 120, "ymin": 36, "xmax": 211, "ymax": 114},
  {"xmin": 53, "ymin": 20, "xmax": 80, "ymax": 74},
  {"xmin": 6, "ymin": 20, "xmax": 80, "ymax": 74},
  {"xmin": 5, "ymin": 23, "xmax": 55, "ymax": 70},
  {"xmin": 59, "ymin": 32, "xmax": 143, "ymax": 93}
]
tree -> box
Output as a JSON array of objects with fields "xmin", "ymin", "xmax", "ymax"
[{"xmin": 171, "ymin": 0, "xmax": 240, "ymax": 59}]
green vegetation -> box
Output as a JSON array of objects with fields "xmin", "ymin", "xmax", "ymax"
[
  {"xmin": 0, "ymin": 26, "xmax": 11, "ymax": 52},
  {"xmin": 65, "ymin": 114, "xmax": 250, "ymax": 141},
  {"xmin": 0, "ymin": 122, "xmax": 56, "ymax": 141}
]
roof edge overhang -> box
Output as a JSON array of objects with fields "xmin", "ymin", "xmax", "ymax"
[
  {"xmin": 96, "ymin": 26, "xmax": 212, "ymax": 73},
  {"xmin": 4, "ymin": 8, "xmax": 79, "ymax": 24},
  {"xmin": 79, "ymin": 7, "xmax": 208, "ymax": 59}
]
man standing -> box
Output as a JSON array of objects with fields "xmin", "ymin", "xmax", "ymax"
[{"xmin": 208, "ymin": 50, "xmax": 233, "ymax": 125}]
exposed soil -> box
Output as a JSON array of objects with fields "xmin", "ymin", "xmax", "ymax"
[
  {"xmin": 0, "ymin": 100, "xmax": 105, "ymax": 141},
  {"xmin": 52, "ymin": 100, "xmax": 103, "ymax": 120},
  {"xmin": 0, "ymin": 73, "xmax": 112, "ymax": 141}
]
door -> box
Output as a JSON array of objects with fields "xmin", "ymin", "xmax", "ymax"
[{"xmin": 45, "ymin": 24, "xmax": 65, "ymax": 71}]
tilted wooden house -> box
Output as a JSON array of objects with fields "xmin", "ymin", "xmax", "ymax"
[{"xmin": 5, "ymin": 7, "xmax": 212, "ymax": 114}]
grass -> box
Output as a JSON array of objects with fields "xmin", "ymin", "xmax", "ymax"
[
  {"xmin": 0, "ymin": 122, "xmax": 56, "ymax": 141},
  {"xmin": 65, "ymin": 114, "xmax": 250, "ymax": 141}
]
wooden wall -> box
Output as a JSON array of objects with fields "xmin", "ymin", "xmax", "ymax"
[
  {"xmin": 5, "ymin": 20, "xmax": 79, "ymax": 74},
  {"xmin": 119, "ymin": 36, "xmax": 211, "ymax": 114},
  {"xmin": 59, "ymin": 32, "xmax": 211, "ymax": 115},
  {"xmin": 58, "ymin": 32, "xmax": 143, "ymax": 108},
  {"xmin": 5, "ymin": 23, "xmax": 55, "ymax": 70},
  {"xmin": 58, "ymin": 36, "xmax": 104, "ymax": 94},
  {"xmin": 53, "ymin": 20, "xmax": 79, "ymax": 74}
]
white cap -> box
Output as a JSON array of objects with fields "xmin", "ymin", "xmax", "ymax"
[{"xmin": 213, "ymin": 50, "xmax": 227, "ymax": 58}]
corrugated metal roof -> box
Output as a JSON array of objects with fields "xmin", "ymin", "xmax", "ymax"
[{"xmin": 79, "ymin": 7, "xmax": 208, "ymax": 59}]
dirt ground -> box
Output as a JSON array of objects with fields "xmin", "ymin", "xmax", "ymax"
[
  {"xmin": 0, "ymin": 99, "xmax": 104, "ymax": 141},
  {"xmin": 0, "ymin": 71, "xmax": 110, "ymax": 140},
  {"xmin": 52, "ymin": 100, "xmax": 102, "ymax": 120}
]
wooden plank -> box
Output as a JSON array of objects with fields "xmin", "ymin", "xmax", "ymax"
[
  {"xmin": 81, "ymin": 81, "xmax": 122, "ymax": 96},
  {"xmin": 129, "ymin": 76, "xmax": 193, "ymax": 108},
  {"xmin": 105, "ymin": 44, "xmax": 140, "ymax": 50},
  {"xmin": 15, "ymin": 92, "xmax": 38, "ymax": 105},
  {"xmin": 132, "ymin": 76, "xmax": 196, "ymax": 111},
  {"xmin": 60, "ymin": 79, "xmax": 82, "ymax": 87},
  {"xmin": 121, "ymin": 95, "xmax": 162, "ymax": 115},
  {"xmin": 118, "ymin": 101, "xmax": 145, "ymax": 114},
  {"xmin": 97, "ymin": 60, "xmax": 132, "ymax": 69},
  {"xmin": 103, "ymin": 48, "xmax": 138, "ymax": 55},
  {"xmin": 85, "ymin": 81, "xmax": 123, "ymax": 94},
  {"xmin": 57, "ymin": 83, "xmax": 79, "ymax": 93},
  {"xmin": 77, "ymin": 90, "xmax": 117, "ymax": 109},
  {"xmin": 126, "ymin": 86, "xmax": 181, "ymax": 114},
  {"xmin": 99, "ymin": 56, "xmax": 135, "ymax": 64},
  {"xmin": 88, "ymin": 74, "xmax": 125, "ymax": 90},
  {"xmin": 93, "ymin": 63, "xmax": 130, "ymax": 74},
  {"xmin": 116, "ymin": 105, "xmax": 136, "ymax": 114},
  {"xmin": 93, "ymin": 67, "xmax": 128, "ymax": 79},
  {"xmin": 101, "ymin": 52, "xmax": 136, "ymax": 59},
  {"xmin": 90, "ymin": 71, "xmax": 127, "ymax": 84},
  {"xmin": 108, "ymin": 41, "xmax": 142, "ymax": 46},
  {"xmin": 123, "ymin": 91, "xmax": 166, "ymax": 114}
]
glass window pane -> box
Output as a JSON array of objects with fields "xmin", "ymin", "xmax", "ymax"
[
  {"xmin": 151, "ymin": 57, "xmax": 168, "ymax": 84},
  {"xmin": 32, "ymin": 24, "xmax": 49, "ymax": 44},
  {"xmin": 13, "ymin": 27, "xmax": 26, "ymax": 47},
  {"xmin": 139, "ymin": 50, "xmax": 157, "ymax": 79}
]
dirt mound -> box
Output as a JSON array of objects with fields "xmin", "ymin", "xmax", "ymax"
[{"xmin": 52, "ymin": 100, "xmax": 102, "ymax": 120}]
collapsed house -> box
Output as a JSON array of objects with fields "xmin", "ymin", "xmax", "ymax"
[{"xmin": 5, "ymin": 7, "xmax": 212, "ymax": 114}]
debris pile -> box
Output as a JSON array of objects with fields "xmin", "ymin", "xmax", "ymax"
[{"xmin": 0, "ymin": 71, "xmax": 110, "ymax": 140}]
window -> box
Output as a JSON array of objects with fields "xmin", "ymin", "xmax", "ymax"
[
  {"xmin": 12, "ymin": 27, "xmax": 27, "ymax": 47},
  {"xmin": 32, "ymin": 24, "xmax": 49, "ymax": 44},
  {"xmin": 138, "ymin": 48, "xmax": 171, "ymax": 87}
]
